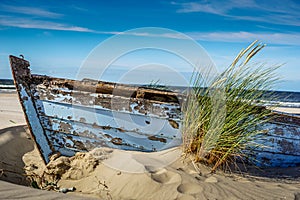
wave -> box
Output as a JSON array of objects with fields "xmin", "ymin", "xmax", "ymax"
[{"xmin": 0, "ymin": 84, "xmax": 15, "ymax": 88}]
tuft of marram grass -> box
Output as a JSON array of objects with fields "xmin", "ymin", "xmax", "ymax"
[{"xmin": 181, "ymin": 40, "xmax": 280, "ymax": 172}]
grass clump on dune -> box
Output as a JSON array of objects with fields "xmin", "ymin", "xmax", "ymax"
[{"xmin": 182, "ymin": 41, "xmax": 280, "ymax": 172}]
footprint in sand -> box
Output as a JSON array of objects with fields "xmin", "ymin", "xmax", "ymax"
[
  {"xmin": 150, "ymin": 168, "xmax": 182, "ymax": 184},
  {"xmin": 177, "ymin": 183, "xmax": 203, "ymax": 195}
]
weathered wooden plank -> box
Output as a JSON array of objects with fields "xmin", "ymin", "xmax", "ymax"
[
  {"xmin": 253, "ymin": 137, "xmax": 300, "ymax": 156},
  {"xmin": 9, "ymin": 56, "xmax": 53, "ymax": 163},
  {"xmin": 35, "ymin": 86, "xmax": 182, "ymax": 119},
  {"xmin": 250, "ymin": 150, "xmax": 300, "ymax": 167},
  {"xmin": 31, "ymin": 74, "xmax": 182, "ymax": 103},
  {"xmin": 40, "ymin": 116, "xmax": 181, "ymax": 152},
  {"xmin": 261, "ymin": 122, "xmax": 300, "ymax": 140},
  {"xmin": 35, "ymin": 100, "xmax": 181, "ymax": 137}
]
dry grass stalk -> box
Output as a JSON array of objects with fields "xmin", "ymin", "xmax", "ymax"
[{"xmin": 182, "ymin": 40, "xmax": 280, "ymax": 172}]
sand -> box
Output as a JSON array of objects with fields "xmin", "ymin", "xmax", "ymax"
[
  {"xmin": 0, "ymin": 93, "xmax": 97, "ymax": 199},
  {"xmin": 272, "ymin": 106, "xmax": 300, "ymax": 115},
  {"xmin": 1, "ymin": 92, "xmax": 300, "ymax": 200}
]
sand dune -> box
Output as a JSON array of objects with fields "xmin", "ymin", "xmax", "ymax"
[
  {"xmin": 1, "ymin": 92, "xmax": 300, "ymax": 200},
  {"xmin": 36, "ymin": 148, "xmax": 299, "ymax": 200}
]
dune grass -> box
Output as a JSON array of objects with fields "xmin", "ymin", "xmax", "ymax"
[{"xmin": 181, "ymin": 40, "xmax": 280, "ymax": 172}]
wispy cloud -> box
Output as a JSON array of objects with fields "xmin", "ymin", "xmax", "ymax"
[
  {"xmin": 172, "ymin": 0, "xmax": 256, "ymax": 14},
  {"xmin": 172, "ymin": 0, "xmax": 300, "ymax": 26},
  {"xmin": 172, "ymin": 1, "xmax": 225, "ymax": 15},
  {"xmin": 235, "ymin": 14, "xmax": 300, "ymax": 27},
  {"xmin": 89, "ymin": 30, "xmax": 300, "ymax": 46},
  {"xmin": 93, "ymin": 30, "xmax": 186, "ymax": 39},
  {"xmin": 0, "ymin": 15, "xmax": 93, "ymax": 32},
  {"xmin": 1, "ymin": 4, "xmax": 62, "ymax": 18},
  {"xmin": 0, "ymin": 4, "xmax": 92, "ymax": 32},
  {"xmin": 1, "ymin": 13, "xmax": 299, "ymax": 46},
  {"xmin": 69, "ymin": 4, "xmax": 89, "ymax": 13},
  {"xmin": 186, "ymin": 31, "xmax": 300, "ymax": 46}
]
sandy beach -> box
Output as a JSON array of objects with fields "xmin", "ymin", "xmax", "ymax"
[{"xmin": 1, "ymin": 92, "xmax": 300, "ymax": 200}]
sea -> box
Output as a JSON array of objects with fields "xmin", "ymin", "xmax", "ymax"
[
  {"xmin": 0, "ymin": 79, "xmax": 16, "ymax": 93},
  {"xmin": 1, "ymin": 79, "xmax": 300, "ymax": 109}
]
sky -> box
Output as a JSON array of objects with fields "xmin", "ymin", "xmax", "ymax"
[{"xmin": 0, "ymin": 0, "xmax": 299, "ymax": 91}]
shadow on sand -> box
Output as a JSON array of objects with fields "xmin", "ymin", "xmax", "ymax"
[
  {"xmin": 0, "ymin": 125, "xmax": 34, "ymax": 185},
  {"xmin": 228, "ymin": 162, "xmax": 300, "ymax": 182}
]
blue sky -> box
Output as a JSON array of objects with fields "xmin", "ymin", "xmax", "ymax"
[{"xmin": 0, "ymin": 0, "xmax": 299, "ymax": 91}]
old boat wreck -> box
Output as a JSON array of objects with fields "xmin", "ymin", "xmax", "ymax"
[{"xmin": 10, "ymin": 55, "xmax": 300, "ymax": 167}]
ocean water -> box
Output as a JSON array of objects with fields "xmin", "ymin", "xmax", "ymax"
[
  {"xmin": 261, "ymin": 91, "xmax": 300, "ymax": 108},
  {"xmin": 0, "ymin": 79, "xmax": 15, "ymax": 93},
  {"xmin": 1, "ymin": 79, "xmax": 299, "ymax": 108}
]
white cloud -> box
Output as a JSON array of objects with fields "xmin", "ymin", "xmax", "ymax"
[
  {"xmin": 172, "ymin": 0, "xmax": 256, "ymax": 14},
  {"xmin": 235, "ymin": 14, "xmax": 300, "ymax": 27},
  {"xmin": 171, "ymin": 1, "xmax": 226, "ymax": 15},
  {"xmin": 69, "ymin": 5, "xmax": 89, "ymax": 12},
  {"xmin": 0, "ymin": 15, "xmax": 93, "ymax": 32},
  {"xmin": 0, "ymin": 16, "xmax": 183, "ymax": 35},
  {"xmin": 172, "ymin": 0, "xmax": 300, "ymax": 26},
  {"xmin": 1, "ymin": 4, "xmax": 62, "ymax": 18},
  {"xmin": 1, "ymin": 14, "xmax": 299, "ymax": 46},
  {"xmin": 0, "ymin": 4, "xmax": 92, "ymax": 32},
  {"xmin": 186, "ymin": 31, "xmax": 300, "ymax": 46},
  {"xmin": 93, "ymin": 30, "xmax": 187, "ymax": 39}
]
